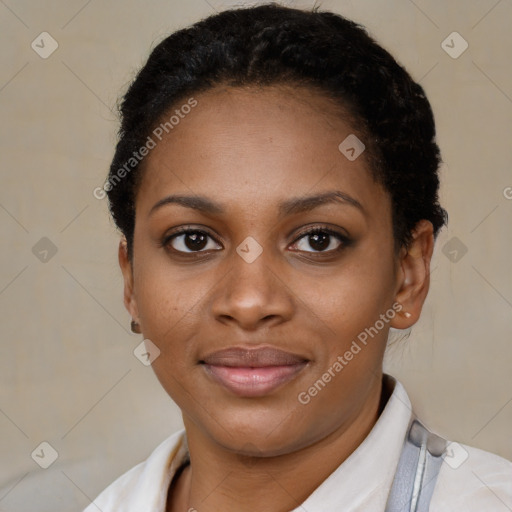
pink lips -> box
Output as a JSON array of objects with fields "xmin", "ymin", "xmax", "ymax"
[{"xmin": 201, "ymin": 346, "xmax": 308, "ymax": 397}]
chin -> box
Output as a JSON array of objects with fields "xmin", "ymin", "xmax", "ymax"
[{"xmin": 200, "ymin": 406, "xmax": 308, "ymax": 456}]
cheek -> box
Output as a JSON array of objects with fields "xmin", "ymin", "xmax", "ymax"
[
  {"xmin": 132, "ymin": 235, "xmax": 207, "ymax": 322},
  {"xmin": 297, "ymin": 255, "xmax": 395, "ymax": 336},
  {"xmin": 135, "ymin": 275, "xmax": 202, "ymax": 346},
  {"xmin": 295, "ymin": 259, "xmax": 397, "ymax": 395},
  {"xmin": 133, "ymin": 263, "xmax": 203, "ymax": 407}
]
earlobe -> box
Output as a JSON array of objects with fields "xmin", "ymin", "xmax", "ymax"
[
  {"xmin": 118, "ymin": 238, "xmax": 139, "ymax": 321},
  {"xmin": 390, "ymin": 220, "xmax": 434, "ymax": 329}
]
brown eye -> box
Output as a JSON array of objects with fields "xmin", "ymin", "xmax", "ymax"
[
  {"xmin": 291, "ymin": 227, "xmax": 349, "ymax": 254},
  {"xmin": 164, "ymin": 229, "xmax": 222, "ymax": 254}
]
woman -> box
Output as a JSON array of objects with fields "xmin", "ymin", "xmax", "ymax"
[{"xmin": 85, "ymin": 3, "xmax": 512, "ymax": 511}]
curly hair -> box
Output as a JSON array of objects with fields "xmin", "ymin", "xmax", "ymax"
[{"xmin": 105, "ymin": 2, "xmax": 447, "ymax": 260}]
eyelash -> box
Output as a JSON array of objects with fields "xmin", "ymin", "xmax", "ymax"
[{"xmin": 160, "ymin": 225, "xmax": 351, "ymax": 257}]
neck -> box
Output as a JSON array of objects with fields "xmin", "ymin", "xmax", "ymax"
[{"xmin": 169, "ymin": 374, "xmax": 390, "ymax": 512}]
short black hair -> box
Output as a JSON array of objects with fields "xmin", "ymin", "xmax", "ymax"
[{"xmin": 105, "ymin": 2, "xmax": 447, "ymax": 260}]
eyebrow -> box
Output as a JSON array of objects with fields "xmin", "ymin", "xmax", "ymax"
[{"xmin": 148, "ymin": 190, "xmax": 365, "ymax": 217}]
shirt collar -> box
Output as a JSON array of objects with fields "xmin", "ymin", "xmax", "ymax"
[
  {"xmin": 292, "ymin": 374, "xmax": 413, "ymax": 511},
  {"xmin": 119, "ymin": 374, "xmax": 412, "ymax": 511},
  {"xmin": 123, "ymin": 428, "xmax": 189, "ymax": 511}
]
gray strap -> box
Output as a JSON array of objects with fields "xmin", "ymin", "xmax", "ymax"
[{"xmin": 385, "ymin": 419, "xmax": 447, "ymax": 512}]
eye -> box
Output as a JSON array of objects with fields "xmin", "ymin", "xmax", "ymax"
[
  {"xmin": 162, "ymin": 227, "xmax": 222, "ymax": 254},
  {"xmin": 290, "ymin": 226, "xmax": 349, "ymax": 254},
  {"xmin": 161, "ymin": 225, "xmax": 350, "ymax": 256}
]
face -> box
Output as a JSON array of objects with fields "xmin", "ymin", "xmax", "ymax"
[{"xmin": 119, "ymin": 85, "xmax": 431, "ymax": 456}]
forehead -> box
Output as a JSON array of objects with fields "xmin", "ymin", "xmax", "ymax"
[{"xmin": 135, "ymin": 85, "xmax": 389, "ymax": 221}]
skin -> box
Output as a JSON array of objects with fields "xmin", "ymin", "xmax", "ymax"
[{"xmin": 118, "ymin": 84, "xmax": 434, "ymax": 512}]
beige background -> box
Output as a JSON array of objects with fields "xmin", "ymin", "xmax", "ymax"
[{"xmin": 1, "ymin": 0, "xmax": 511, "ymax": 510}]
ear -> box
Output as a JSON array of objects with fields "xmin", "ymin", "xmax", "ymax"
[
  {"xmin": 390, "ymin": 220, "xmax": 434, "ymax": 329},
  {"xmin": 118, "ymin": 237, "xmax": 139, "ymax": 322}
]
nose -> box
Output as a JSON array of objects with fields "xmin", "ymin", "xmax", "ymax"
[{"xmin": 210, "ymin": 246, "xmax": 294, "ymax": 331}]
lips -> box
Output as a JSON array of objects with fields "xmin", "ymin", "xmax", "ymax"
[
  {"xmin": 201, "ymin": 346, "xmax": 307, "ymax": 367},
  {"xmin": 200, "ymin": 346, "xmax": 309, "ymax": 397}
]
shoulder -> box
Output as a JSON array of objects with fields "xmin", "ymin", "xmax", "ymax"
[
  {"xmin": 83, "ymin": 429, "xmax": 187, "ymax": 512},
  {"xmin": 432, "ymin": 441, "xmax": 512, "ymax": 511}
]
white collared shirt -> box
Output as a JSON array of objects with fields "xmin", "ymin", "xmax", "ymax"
[{"xmin": 83, "ymin": 377, "xmax": 512, "ymax": 511}]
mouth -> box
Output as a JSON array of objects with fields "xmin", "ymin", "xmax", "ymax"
[{"xmin": 200, "ymin": 346, "xmax": 309, "ymax": 398}]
